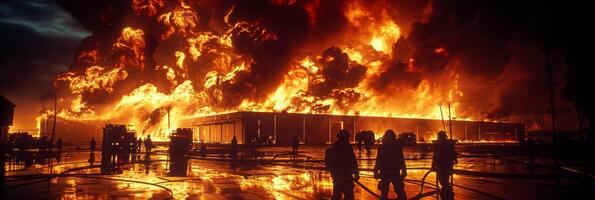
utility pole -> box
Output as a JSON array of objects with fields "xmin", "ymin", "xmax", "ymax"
[
  {"xmin": 545, "ymin": 46, "xmax": 558, "ymax": 149},
  {"xmin": 46, "ymin": 93, "xmax": 57, "ymax": 193},
  {"xmin": 167, "ymin": 107, "xmax": 171, "ymax": 135},
  {"xmin": 544, "ymin": 44, "xmax": 560, "ymax": 189},
  {"xmin": 50, "ymin": 94, "xmax": 57, "ymax": 151},
  {"xmin": 448, "ymin": 101, "xmax": 453, "ymax": 139},
  {"xmin": 447, "ymin": 101, "xmax": 455, "ymax": 198},
  {"xmin": 273, "ymin": 112, "xmax": 277, "ymax": 144},
  {"xmin": 40, "ymin": 98, "xmax": 48, "ymax": 137},
  {"xmin": 439, "ymin": 104, "xmax": 446, "ymax": 131}
]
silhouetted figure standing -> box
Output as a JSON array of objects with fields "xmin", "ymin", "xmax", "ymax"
[
  {"xmin": 90, "ymin": 138, "xmax": 96, "ymax": 153},
  {"xmin": 432, "ymin": 131, "xmax": 457, "ymax": 200},
  {"xmin": 292, "ymin": 136, "xmax": 300, "ymax": 155},
  {"xmin": 88, "ymin": 137, "xmax": 96, "ymax": 167},
  {"xmin": 374, "ymin": 130, "xmax": 407, "ymax": 200},
  {"xmin": 56, "ymin": 138, "xmax": 63, "ymax": 152},
  {"xmin": 250, "ymin": 137, "xmax": 258, "ymax": 159},
  {"xmin": 325, "ymin": 130, "xmax": 360, "ymax": 200},
  {"xmin": 356, "ymin": 131, "xmax": 365, "ymax": 154},
  {"xmin": 88, "ymin": 151, "xmax": 95, "ymax": 165},
  {"xmin": 364, "ymin": 131, "xmax": 374, "ymax": 154},
  {"xmin": 137, "ymin": 138, "xmax": 143, "ymax": 153},
  {"xmin": 230, "ymin": 138, "xmax": 238, "ymax": 170},
  {"xmin": 200, "ymin": 141, "xmax": 207, "ymax": 157},
  {"xmin": 144, "ymin": 135, "xmax": 153, "ymax": 156},
  {"xmin": 524, "ymin": 139, "xmax": 536, "ymax": 174},
  {"xmin": 231, "ymin": 136, "xmax": 238, "ymax": 160}
]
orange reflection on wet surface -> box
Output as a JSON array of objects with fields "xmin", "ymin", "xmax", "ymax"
[{"xmin": 3, "ymin": 145, "xmax": 591, "ymax": 199}]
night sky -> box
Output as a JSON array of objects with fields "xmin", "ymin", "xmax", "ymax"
[{"xmin": 0, "ymin": 0, "xmax": 89, "ymax": 129}]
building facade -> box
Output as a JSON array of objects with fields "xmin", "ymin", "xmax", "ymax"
[
  {"xmin": 1, "ymin": 95, "xmax": 16, "ymax": 186},
  {"xmin": 183, "ymin": 111, "xmax": 525, "ymax": 145}
]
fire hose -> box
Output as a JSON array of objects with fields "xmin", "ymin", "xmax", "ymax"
[
  {"xmin": 420, "ymin": 169, "xmax": 448, "ymax": 199},
  {"xmin": 352, "ymin": 176, "xmax": 439, "ymax": 200},
  {"xmin": 419, "ymin": 169, "xmax": 457, "ymax": 200},
  {"xmin": 5, "ymin": 151, "xmax": 551, "ymax": 200},
  {"xmin": 3, "ymin": 159, "xmax": 175, "ymax": 200},
  {"xmin": 353, "ymin": 178, "xmax": 382, "ymax": 199},
  {"xmin": 352, "ymin": 169, "xmax": 449, "ymax": 200},
  {"xmin": 419, "ymin": 168, "xmax": 506, "ymax": 200},
  {"xmin": 419, "ymin": 170, "xmax": 436, "ymax": 196}
]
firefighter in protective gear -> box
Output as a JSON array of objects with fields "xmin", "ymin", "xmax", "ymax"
[
  {"xmin": 374, "ymin": 129, "xmax": 407, "ymax": 200},
  {"xmin": 325, "ymin": 130, "xmax": 359, "ymax": 200},
  {"xmin": 432, "ymin": 131, "xmax": 458, "ymax": 200},
  {"xmin": 144, "ymin": 135, "xmax": 153, "ymax": 155}
]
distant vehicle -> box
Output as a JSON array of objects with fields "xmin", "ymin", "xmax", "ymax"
[
  {"xmin": 169, "ymin": 128, "xmax": 193, "ymax": 156},
  {"xmin": 6, "ymin": 132, "xmax": 36, "ymax": 151},
  {"xmin": 398, "ymin": 132, "xmax": 416, "ymax": 146}
]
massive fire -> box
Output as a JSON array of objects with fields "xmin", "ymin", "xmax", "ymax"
[{"xmin": 45, "ymin": 0, "xmax": 468, "ymax": 140}]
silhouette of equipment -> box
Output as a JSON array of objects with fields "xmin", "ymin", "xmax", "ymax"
[
  {"xmin": 101, "ymin": 124, "xmax": 136, "ymax": 174},
  {"xmin": 169, "ymin": 128, "xmax": 193, "ymax": 156},
  {"xmin": 168, "ymin": 128, "xmax": 193, "ymax": 176}
]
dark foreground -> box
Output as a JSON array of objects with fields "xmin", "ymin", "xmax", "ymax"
[{"xmin": 2, "ymin": 144, "xmax": 594, "ymax": 199}]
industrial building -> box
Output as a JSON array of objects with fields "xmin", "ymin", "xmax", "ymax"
[
  {"xmin": 183, "ymin": 111, "xmax": 525, "ymax": 145},
  {"xmin": 0, "ymin": 95, "xmax": 14, "ymax": 142},
  {"xmin": 1, "ymin": 95, "xmax": 15, "ymax": 185}
]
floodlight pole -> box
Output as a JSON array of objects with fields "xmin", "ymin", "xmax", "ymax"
[
  {"xmin": 448, "ymin": 101, "xmax": 453, "ymax": 139},
  {"xmin": 439, "ymin": 104, "xmax": 446, "ymax": 131}
]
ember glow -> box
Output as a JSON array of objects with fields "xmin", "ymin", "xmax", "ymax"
[{"xmin": 48, "ymin": 0, "xmax": 474, "ymax": 140}]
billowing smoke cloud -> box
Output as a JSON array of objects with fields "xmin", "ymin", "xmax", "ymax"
[
  {"xmin": 54, "ymin": 0, "xmax": 353, "ymax": 109},
  {"xmin": 381, "ymin": 0, "xmax": 575, "ymax": 120},
  {"xmin": 47, "ymin": 0, "xmax": 581, "ymax": 137}
]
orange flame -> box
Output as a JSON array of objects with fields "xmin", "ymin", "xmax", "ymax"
[{"xmin": 50, "ymin": 0, "xmax": 470, "ymax": 141}]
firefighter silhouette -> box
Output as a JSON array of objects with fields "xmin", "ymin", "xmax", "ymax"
[
  {"xmin": 325, "ymin": 129, "xmax": 360, "ymax": 200},
  {"xmin": 56, "ymin": 138, "xmax": 63, "ymax": 152},
  {"xmin": 432, "ymin": 131, "xmax": 458, "ymax": 200},
  {"xmin": 144, "ymin": 135, "xmax": 153, "ymax": 155},
  {"xmin": 292, "ymin": 136, "xmax": 300, "ymax": 155},
  {"xmin": 137, "ymin": 138, "xmax": 143, "ymax": 153},
  {"xmin": 364, "ymin": 131, "xmax": 374, "ymax": 154},
  {"xmin": 231, "ymin": 136, "xmax": 238, "ymax": 160},
  {"xmin": 374, "ymin": 129, "xmax": 407, "ymax": 200},
  {"xmin": 90, "ymin": 138, "xmax": 96, "ymax": 153},
  {"xmin": 200, "ymin": 141, "xmax": 207, "ymax": 157},
  {"xmin": 88, "ymin": 151, "xmax": 95, "ymax": 166},
  {"xmin": 356, "ymin": 131, "xmax": 365, "ymax": 154}
]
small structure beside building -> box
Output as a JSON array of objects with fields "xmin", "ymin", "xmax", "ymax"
[{"xmin": 1, "ymin": 95, "xmax": 16, "ymax": 186}]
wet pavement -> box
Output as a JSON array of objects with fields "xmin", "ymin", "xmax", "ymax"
[{"xmin": 3, "ymin": 145, "xmax": 593, "ymax": 199}]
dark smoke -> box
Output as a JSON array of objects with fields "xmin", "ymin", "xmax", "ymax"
[
  {"xmin": 54, "ymin": 0, "xmax": 352, "ymax": 111},
  {"xmin": 309, "ymin": 47, "xmax": 366, "ymax": 97},
  {"xmin": 53, "ymin": 0, "xmax": 587, "ymax": 122},
  {"xmin": 387, "ymin": 0, "xmax": 578, "ymax": 120}
]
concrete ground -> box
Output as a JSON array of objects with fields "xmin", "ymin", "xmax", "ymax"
[{"xmin": 2, "ymin": 144, "xmax": 593, "ymax": 199}]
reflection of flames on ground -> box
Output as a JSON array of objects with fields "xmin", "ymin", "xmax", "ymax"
[{"xmin": 44, "ymin": 0, "xmax": 477, "ymax": 140}]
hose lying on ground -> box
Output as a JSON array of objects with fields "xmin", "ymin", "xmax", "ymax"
[
  {"xmin": 353, "ymin": 178, "xmax": 382, "ymax": 199},
  {"xmin": 3, "ymin": 150, "xmax": 576, "ymax": 200},
  {"xmin": 3, "ymin": 158, "xmax": 174, "ymax": 200},
  {"xmin": 353, "ymin": 175, "xmax": 439, "ymax": 200}
]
